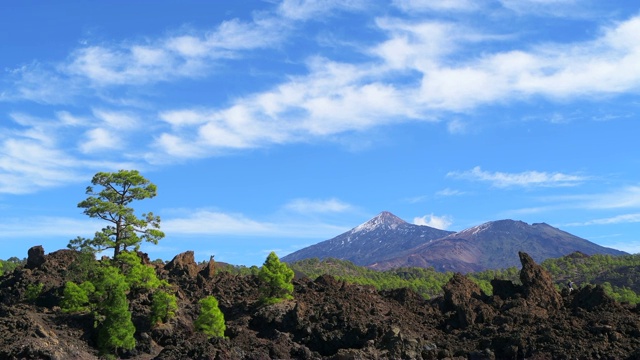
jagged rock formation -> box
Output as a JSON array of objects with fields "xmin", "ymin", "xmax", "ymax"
[
  {"xmin": 0, "ymin": 247, "xmax": 639, "ymax": 359},
  {"xmin": 518, "ymin": 251, "xmax": 563, "ymax": 309}
]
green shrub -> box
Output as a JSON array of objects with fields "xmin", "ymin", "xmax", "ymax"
[
  {"xmin": 94, "ymin": 266, "xmax": 136, "ymax": 355},
  {"xmin": 258, "ymin": 252, "xmax": 294, "ymax": 304},
  {"xmin": 61, "ymin": 281, "xmax": 95, "ymax": 313},
  {"xmin": 117, "ymin": 251, "xmax": 167, "ymax": 291},
  {"xmin": 194, "ymin": 296, "xmax": 225, "ymax": 338},
  {"xmin": 25, "ymin": 283, "xmax": 44, "ymax": 303},
  {"xmin": 151, "ymin": 290, "xmax": 178, "ymax": 324}
]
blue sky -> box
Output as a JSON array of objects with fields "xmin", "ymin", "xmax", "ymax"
[{"xmin": 1, "ymin": 0, "xmax": 640, "ymax": 266}]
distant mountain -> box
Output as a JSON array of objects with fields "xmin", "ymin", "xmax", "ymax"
[
  {"xmin": 283, "ymin": 212, "xmax": 627, "ymax": 273},
  {"xmin": 281, "ymin": 211, "xmax": 454, "ymax": 266},
  {"xmin": 369, "ymin": 220, "xmax": 627, "ymax": 272}
]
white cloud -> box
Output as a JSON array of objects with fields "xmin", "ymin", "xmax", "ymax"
[
  {"xmin": 583, "ymin": 186, "xmax": 640, "ymax": 209},
  {"xmin": 566, "ymin": 213, "xmax": 640, "ymax": 226},
  {"xmin": 4, "ymin": 4, "xmax": 640, "ymax": 187},
  {"xmin": 393, "ymin": 0, "xmax": 480, "ymax": 12},
  {"xmin": 413, "ymin": 213, "xmax": 453, "ymax": 229},
  {"xmin": 284, "ymin": 198, "xmax": 353, "ymax": 214},
  {"xmin": 80, "ymin": 128, "xmax": 120, "ymax": 153},
  {"xmin": 436, "ymin": 188, "xmax": 465, "ymax": 197},
  {"xmin": 277, "ymin": 0, "xmax": 366, "ymax": 20},
  {"xmin": 499, "ymin": 0, "xmax": 581, "ymax": 16},
  {"xmin": 93, "ymin": 109, "xmax": 139, "ymax": 130},
  {"xmin": 0, "ymin": 137, "xmax": 87, "ymax": 194},
  {"xmin": 0, "ymin": 217, "xmax": 99, "ymax": 238},
  {"xmin": 448, "ymin": 166, "xmax": 586, "ymax": 188},
  {"xmin": 162, "ymin": 209, "xmax": 349, "ymax": 238}
]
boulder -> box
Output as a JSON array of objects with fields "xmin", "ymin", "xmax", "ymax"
[{"xmin": 26, "ymin": 246, "xmax": 46, "ymax": 269}]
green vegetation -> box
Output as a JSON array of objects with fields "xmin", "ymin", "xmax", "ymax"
[
  {"xmin": 194, "ymin": 296, "xmax": 226, "ymax": 338},
  {"xmin": 541, "ymin": 253, "xmax": 640, "ymax": 304},
  {"xmin": 68, "ymin": 170, "xmax": 164, "ymax": 258},
  {"xmin": 24, "ymin": 283, "xmax": 44, "ymax": 303},
  {"xmin": 0, "ymin": 257, "xmax": 24, "ymax": 276},
  {"xmin": 151, "ymin": 290, "xmax": 178, "ymax": 324},
  {"xmin": 61, "ymin": 281, "xmax": 95, "ymax": 313},
  {"xmin": 289, "ymin": 254, "xmax": 640, "ymax": 304},
  {"xmin": 258, "ymin": 252, "xmax": 295, "ymax": 304},
  {"xmin": 117, "ymin": 251, "xmax": 168, "ymax": 291},
  {"xmin": 289, "ymin": 258, "xmax": 454, "ymax": 299},
  {"xmin": 94, "ymin": 266, "xmax": 136, "ymax": 355}
]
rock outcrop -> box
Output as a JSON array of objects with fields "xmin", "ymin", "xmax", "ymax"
[
  {"xmin": 442, "ymin": 273, "xmax": 494, "ymax": 328},
  {"xmin": 26, "ymin": 246, "xmax": 46, "ymax": 269},
  {"xmin": 519, "ymin": 251, "xmax": 563, "ymax": 309},
  {"xmin": 164, "ymin": 251, "xmax": 198, "ymax": 278}
]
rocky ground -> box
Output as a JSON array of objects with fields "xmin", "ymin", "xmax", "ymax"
[{"xmin": 0, "ymin": 247, "xmax": 639, "ymax": 359}]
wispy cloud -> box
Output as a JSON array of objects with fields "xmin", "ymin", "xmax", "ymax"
[
  {"xmin": 277, "ymin": 0, "xmax": 366, "ymax": 20},
  {"xmin": 393, "ymin": 0, "xmax": 481, "ymax": 13},
  {"xmin": 565, "ymin": 213, "xmax": 640, "ymax": 226},
  {"xmin": 162, "ymin": 209, "xmax": 349, "ymax": 238},
  {"xmin": 436, "ymin": 188, "xmax": 465, "ymax": 197},
  {"xmin": 0, "ymin": 217, "xmax": 100, "ymax": 238},
  {"xmin": 448, "ymin": 166, "xmax": 587, "ymax": 188},
  {"xmin": 583, "ymin": 186, "xmax": 640, "ymax": 210},
  {"xmin": 2, "ymin": 4, "xmax": 640, "ymax": 192},
  {"xmin": 284, "ymin": 198, "xmax": 353, "ymax": 214},
  {"xmin": 413, "ymin": 213, "xmax": 453, "ymax": 229}
]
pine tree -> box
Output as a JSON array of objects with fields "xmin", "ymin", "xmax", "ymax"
[
  {"xmin": 258, "ymin": 251, "xmax": 294, "ymax": 304},
  {"xmin": 194, "ymin": 296, "xmax": 225, "ymax": 338},
  {"xmin": 94, "ymin": 266, "xmax": 136, "ymax": 355},
  {"xmin": 151, "ymin": 290, "xmax": 178, "ymax": 324}
]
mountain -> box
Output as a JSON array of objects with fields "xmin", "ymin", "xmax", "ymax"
[
  {"xmin": 281, "ymin": 211, "xmax": 454, "ymax": 266},
  {"xmin": 283, "ymin": 212, "xmax": 627, "ymax": 272},
  {"xmin": 369, "ymin": 219, "xmax": 627, "ymax": 272}
]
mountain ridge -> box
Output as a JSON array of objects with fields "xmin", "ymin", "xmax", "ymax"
[
  {"xmin": 283, "ymin": 212, "xmax": 627, "ymax": 272},
  {"xmin": 281, "ymin": 211, "xmax": 454, "ymax": 266}
]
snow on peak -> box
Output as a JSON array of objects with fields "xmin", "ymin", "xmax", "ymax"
[
  {"xmin": 458, "ymin": 222, "xmax": 492, "ymax": 237},
  {"xmin": 352, "ymin": 211, "xmax": 406, "ymax": 233}
]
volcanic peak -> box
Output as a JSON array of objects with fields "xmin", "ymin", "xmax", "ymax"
[{"xmin": 352, "ymin": 211, "xmax": 407, "ymax": 233}]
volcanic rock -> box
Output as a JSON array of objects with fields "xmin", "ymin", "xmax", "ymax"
[
  {"xmin": 443, "ymin": 273, "xmax": 494, "ymax": 328},
  {"xmin": 26, "ymin": 245, "xmax": 46, "ymax": 269},
  {"xmin": 164, "ymin": 251, "xmax": 198, "ymax": 278},
  {"xmin": 519, "ymin": 251, "xmax": 562, "ymax": 309}
]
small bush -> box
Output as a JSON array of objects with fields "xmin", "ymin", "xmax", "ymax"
[
  {"xmin": 61, "ymin": 281, "xmax": 95, "ymax": 313},
  {"xmin": 25, "ymin": 283, "xmax": 44, "ymax": 303},
  {"xmin": 151, "ymin": 290, "xmax": 178, "ymax": 324},
  {"xmin": 258, "ymin": 252, "xmax": 294, "ymax": 304},
  {"xmin": 194, "ymin": 296, "xmax": 225, "ymax": 338}
]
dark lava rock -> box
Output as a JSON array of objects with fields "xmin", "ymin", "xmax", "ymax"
[
  {"xmin": 164, "ymin": 250, "xmax": 198, "ymax": 278},
  {"xmin": 1, "ymin": 248, "xmax": 640, "ymax": 359},
  {"xmin": 26, "ymin": 245, "xmax": 46, "ymax": 269},
  {"xmin": 443, "ymin": 273, "xmax": 495, "ymax": 328},
  {"xmin": 519, "ymin": 251, "xmax": 562, "ymax": 309}
]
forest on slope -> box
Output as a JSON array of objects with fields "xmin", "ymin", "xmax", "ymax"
[{"xmin": 219, "ymin": 252, "xmax": 640, "ymax": 304}]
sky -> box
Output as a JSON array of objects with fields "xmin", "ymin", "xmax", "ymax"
[{"xmin": 1, "ymin": 0, "xmax": 640, "ymax": 266}]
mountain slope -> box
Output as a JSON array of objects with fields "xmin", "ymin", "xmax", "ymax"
[
  {"xmin": 281, "ymin": 211, "xmax": 454, "ymax": 266},
  {"xmin": 369, "ymin": 220, "xmax": 627, "ymax": 272}
]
